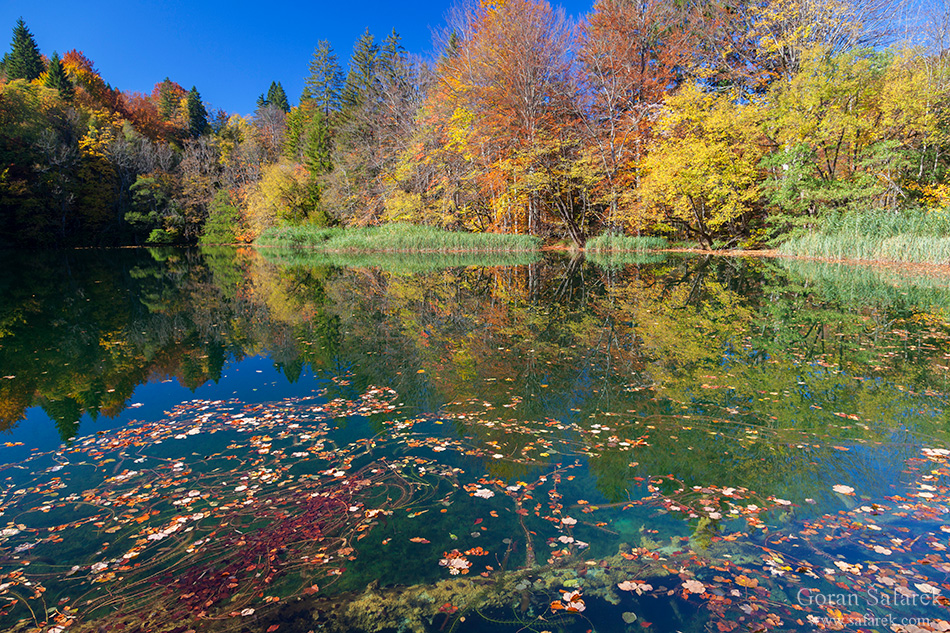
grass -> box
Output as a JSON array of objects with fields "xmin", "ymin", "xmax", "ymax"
[
  {"xmin": 585, "ymin": 233, "xmax": 669, "ymax": 252},
  {"xmin": 258, "ymin": 248, "xmax": 540, "ymax": 273},
  {"xmin": 256, "ymin": 223, "xmax": 541, "ymax": 252},
  {"xmin": 778, "ymin": 209, "xmax": 950, "ymax": 265}
]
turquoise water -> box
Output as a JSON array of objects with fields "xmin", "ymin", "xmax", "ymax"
[{"xmin": 0, "ymin": 248, "xmax": 949, "ymax": 632}]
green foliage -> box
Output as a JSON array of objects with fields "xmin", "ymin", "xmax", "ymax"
[
  {"xmin": 0, "ymin": 80, "xmax": 82, "ymax": 245},
  {"xmin": 586, "ymin": 251, "xmax": 669, "ymax": 268},
  {"xmin": 43, "ymin": 52, "xmax": 73, "ymax": 99},
  {"xmin": 266, "ymin": 81, "xmax": 290, "ymax": 113},
  {"xmin": 4, "ymin": 18, "xmax": 43, "ymax": 81},
  {"xmin": 124, "ymin": 175, "xmax": 183, "ymax": 244},
  {"xmin": 199, "ymin": 189, "xmax": 242, "ymax": 245},
  {"xmin": 762, "ymin": 48, "xmax": 892, "ymax": 217},
  {"xmin": 185, "ymin": 86, "xmax": 208, "ymax": 138},
  {"xmin": 342, "ymin": 29, "xmax": 379, "ymax": 111},
  {"xmin": 259, "ymin": 248, "xmax": 540, "ymax": 271},
  {"xmin": 302, "ymin": 40, "xmax": 344, "ymax": 115},
  {"xmin": 304, "ymin": 111, "xmax": 333, "ymax": 176}
]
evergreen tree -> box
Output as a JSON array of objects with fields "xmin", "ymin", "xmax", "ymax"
[
  {"xmin": 342, "ymin": 29, "xmax": 379, "ymax": 111},
  {"xmin": 305, "ymin": 111, "xmax": 333, "ymax": 176},
  {"xmin": 186, "ymin": 87, "xmax": 208, "ymax": 137},
  {"xmin": 267, "ymin": 81, "xmax": 290, "ymax": 113},
  {"xmin": 44, "ymin": 51, "xmax": 73, "ymax": 99},
  {"xmin": 156, "ymin": 78, "xmax": 182, "ymax": 121},
  {"xmin": 283, "ymin": 106, "xmax": 308, "ymax": 160},
  {"xmin": 301, "ymin": 40, "xmax": 345, "ymax": 116},
  {"xmin": 5, "ymin": 18, "xmax": 43, "ymax": 81},
  {"xmin": 256, "ymin": 93, "xmax": 268, "ymax": 108},
  {"xmin": 443, "ymin": 31, "xmax": 461, "ymax": 60},
  {"xmin": 379, "ymin": 30, "xmax": 410, "ymax": 93}
]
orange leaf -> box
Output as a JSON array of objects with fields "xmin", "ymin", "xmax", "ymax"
[{"xmin": 736, "ymin": 575, "xmax": 758, "ymax": 589}]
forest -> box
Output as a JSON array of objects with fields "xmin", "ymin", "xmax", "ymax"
[{"xmin": 1, "ymin": 0, "xmax": 949, "ymax": 250}]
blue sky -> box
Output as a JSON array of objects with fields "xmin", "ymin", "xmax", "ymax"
[{"xmin": 2, "ymin": 0, "xmax": 594, "ymax": 116}]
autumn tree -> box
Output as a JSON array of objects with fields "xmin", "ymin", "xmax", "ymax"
[
  {"xmin": 578, "ymin": 0, "xmax": 693, "ymax": 229},
  {"xmin": 61, "ymin": 50, "xmax": 123, "ymax": 113},
  {"xmin": 747, "ymin": 0, "xmax": 895, "ymax": 79},
  {"xmin": 761, "ymin": 47, "xmax": 891, "ymax": 222},
  {"xmin": 324, "ymin": 29, "xmax": 426, "ymax": 224},
  {"xmin": 254, "ymin": 104, "xmax": 287, "ymax": 164},
  {"xmin": 639, "ymin": 83, "xmax": 766, "ymax": 247},
  {"xmin": 154, "ymin": 77, "xmax": 186, "ymax": 121},
  {"xmin": 245, "ymin": 161, "xmax": 315, "ymax": 236},
  {"xmin": 422, "ymin": 0, "xmax": 584, "ymax": 242},
  {"xmin": 879, "ymin": 49, "xmax": 950, "ymax": 206}
]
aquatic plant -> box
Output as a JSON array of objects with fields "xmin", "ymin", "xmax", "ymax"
[{"xmin": 256, "ymin": 224, "xmax": 542, "ymax": 253}]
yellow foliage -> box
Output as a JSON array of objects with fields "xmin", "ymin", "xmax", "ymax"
[
  {"xmin": 636, "ymin": 83, "xmax": 765, "ymax": 243},
  {"xmin": 904, "ymin": 181, "xmax": 950, "ymax": 209},
  {"xmin": 78, "ymin": 109, "xmax": 126, "ymax": 158},
  {"xmin": 881, "ymin": 49, "xmax": 950, "ymax": 149},
  {"xmin": 748, "ymin": 0, "xmax": 861, "ymax": 76},
  {"xmin": 244, "ymin": 161, "xmax": 313, "ymax": 239},
  {"xmin": 447, "ymin": 107, "xmax": 476, "ymax": 162}
]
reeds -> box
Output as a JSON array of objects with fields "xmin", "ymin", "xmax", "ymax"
[
  {"xmin": 585, "ymin": 233, "xmax": 669, "ymax": 252},
  {"xmin": 778, "ymin": 209, "xmax": 950, "ymax": 265},
  {"xmin": 256, "ymin": 224, "xmax": 541, "ymax": 252}
]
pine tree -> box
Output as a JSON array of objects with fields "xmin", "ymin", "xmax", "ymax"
[
  {"xmin": 44, "ymin": 51, "xmax": 73, "ymax": 99},
  {"xmin": 156, "ymin": 78, "xmax": 182, "ymax": 121},
  {"xmin": 443, "ymin": 31, "xmax": 461, "ymax": 60},
  {"xmin": 267, "ymin": 81, "xmax": 290, "ymax": 113},
  {"xmin": 305, "ymin": 111, "xmax": 333, "ymax": 176},
  {"xmin": 342, "ymin": 29, "xmax": 379, "ymax": 111},
  {"xmin": 5, "ymin": 18, "xmax": 44, "ymax": 81},
  {"xmin": 301, "ymin": 40, "xmax": 345, "ymax": 116},
  {"xmin": 379, "ymin": 29, "xmax": 410, "ymax": 92},
  {"xmin": 186, "ymin": 87, "xmax": 208, "ymax": 137}
]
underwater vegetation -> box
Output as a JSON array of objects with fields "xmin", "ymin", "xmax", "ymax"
[{"xmin": 1, "ymin": 372, "xmax": 950, "ymax": 633}]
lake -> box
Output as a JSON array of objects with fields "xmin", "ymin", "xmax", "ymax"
[{"xmin": 1, "ymin": 247, "xmax": 949, "ymax": 633}]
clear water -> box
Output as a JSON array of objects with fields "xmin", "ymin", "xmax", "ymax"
[{"xmin": 0, "ymin": 247, "xmax": 949, "ymax": 633}]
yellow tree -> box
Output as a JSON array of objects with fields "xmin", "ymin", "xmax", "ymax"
[
  {"xmin": 880, "ymin": 49, "xmax": 950, "ymax": 207},
  {"xmin": 747, "ymin": 0, "xmax": 893, "ymax": 79},
  {"xmin": 761, "ymin": 46, "xmax": 891, "ymax": 218},
  {"xmin": 638, "ymin": 83, "xmax": 766, "ymax": 247},
  {"xmin": 244, "ymin": 161, "xmax": 314, "ymax": 238}
]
